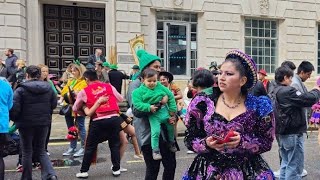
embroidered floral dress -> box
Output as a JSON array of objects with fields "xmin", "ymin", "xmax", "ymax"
[{"xmin": 183, "ymin": 90, "xmax": 275, "ymax": 180}]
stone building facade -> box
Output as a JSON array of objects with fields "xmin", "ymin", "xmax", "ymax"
[{"xmin": 1, "ymin": 0, "xmax": 320, "ymax": 85}]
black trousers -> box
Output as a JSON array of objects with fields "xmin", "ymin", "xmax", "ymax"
[
  {"xmin": 141, "ymin": 137, "xmax": 176, "ymax": 180},
  {"xmin": 80, "ymin": 116, "xmax": 121, "ymax": 172},
  {"xmin": 276, "ymin": 134, "xmax": 282, "ymax": 165},
  {"xmin": 45, "ymin": 124, "xmax": 51, "ymax": 152}
]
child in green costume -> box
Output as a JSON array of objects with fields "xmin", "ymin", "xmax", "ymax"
[{"xmin": 132, "ymin": 68, "xmax": 177, "ymax": 160}]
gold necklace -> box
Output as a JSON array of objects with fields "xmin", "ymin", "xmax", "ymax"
[{"xmin": 222, "ymin": 94, "xmax": 241, "ymax": 109}]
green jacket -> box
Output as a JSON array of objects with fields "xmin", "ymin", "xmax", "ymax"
[{"xmin": 132, "ymin": 82, "xmax": 177, "ymax": 113}]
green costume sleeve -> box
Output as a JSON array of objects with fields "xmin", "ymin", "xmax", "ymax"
[
  {"xmin": 159, "ymin": 82, "xmax": 177, "ymax": 113},
  {"xmin": 132, "ymin": 87, "xmax": 152, "ymax": 112},
  {"xmin": 49, "ymin": 80, "xmax": 58, "ymax": 94}
]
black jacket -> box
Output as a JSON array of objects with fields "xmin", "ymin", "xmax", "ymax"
[
  {"xmin": 276, "ymin": 84, "xmax": 320, "ymax": 135},
  {"xmin": 5, "ymin": 54, "xmax": 18, "ymax": 79},
  {"xmin": 251, "ymin": 81, "xmax": 268, "ymax": 97},
  {"xmin": 10, "ymin": 80, "xmax": 57, "ymax": 128},
  {"xmin": 108, "ymin": 70, "xmax": 129, "ymax": 93}
]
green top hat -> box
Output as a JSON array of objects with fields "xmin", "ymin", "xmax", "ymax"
[
  {"xmin": 110, "ymin": 64, "xmax": 118, "ymax": 70},
  {"xmin": 102, "ymin": 62, "xmax": 110, "ymax": 67}
]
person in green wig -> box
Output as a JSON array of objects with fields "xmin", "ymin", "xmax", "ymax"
[
  {"xmin": 127, "ymin": 49, "xmax": 177, "ymax": 180},
  {"xmin": 132, "ymin": 68, "xmax": 177, "ymax": 160}
]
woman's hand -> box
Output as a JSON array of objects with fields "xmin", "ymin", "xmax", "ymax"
[
  {"xmin": 205, "ymin": 136, "xmax": 225, "ymax": 152},
  {"xmin": 225, "ymin": 131, "xmax": 241, "ymax": 149},
  {"xmin": 206, "ymin": 131, "xmax": 241, "ymax": 152}
]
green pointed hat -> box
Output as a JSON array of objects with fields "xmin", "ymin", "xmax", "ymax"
[{"xmin": 136, "ymin": 49, "xmax": 160, "ymax": 72}]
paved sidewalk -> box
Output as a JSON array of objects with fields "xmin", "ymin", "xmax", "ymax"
[{"xmin": 50, "ymin": 114, "xmax": 187, "ymax": 141}]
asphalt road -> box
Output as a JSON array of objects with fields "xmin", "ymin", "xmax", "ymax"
[{"xmin": 4, "ymin": 133, "xmax": 320, "ymax": 180}]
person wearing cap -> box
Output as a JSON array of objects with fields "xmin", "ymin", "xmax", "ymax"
[
  {"xmin": 209, "ymin": 61, "xmax": 218, "ymax": 71},
  {"xmin": 132, "ymin": 68, "xmax": 177, "ymax": 160},
  {"xmin": 95, "ymin": 61, "xmax": 109, "ymax": 83},
  {"xmin": 60, "ymin": 61, "xmax": 87, "ymax": 158},
  {"xmin": 127, "ymin": 49, "xmax": 178, "ymax": 180},
  {"xmin": 108, "ymin": 64, "xmax": 129, "ymax": 94},
  {"xmin": 129, "ymin": 65, "xmax": 140, "ymax": 81},
  {"xmin": 258, "ymin": 69, "xmax": 270, "ymax": 92},
  {"xmin": 183, "ymin": 50, "xmax": 274, "ymax": 179}
]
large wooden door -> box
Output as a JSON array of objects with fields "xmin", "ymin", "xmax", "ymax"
[{"xmin": 44, "ymin": 5, "xmax": 105, "ymax": 74}]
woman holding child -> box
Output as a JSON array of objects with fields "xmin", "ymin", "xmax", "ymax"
[{"xmin": 127, "ymin": 50, "xmax": 178, "ymax": 180}]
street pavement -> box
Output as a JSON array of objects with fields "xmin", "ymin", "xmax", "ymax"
[{"xmin": 3, "ymin": 132, "xmax": 320, "ymax": 180}]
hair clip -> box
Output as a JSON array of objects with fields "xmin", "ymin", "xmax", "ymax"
[{"xmin": 73, "ymin": 59, "xmax": 81, "ymax": 66}]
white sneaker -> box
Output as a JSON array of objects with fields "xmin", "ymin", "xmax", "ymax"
[
  {"xmin": 273, "ymin": 169, "xmax": 280, "ymax": 178},
  {"xmin": 133, "ymin": 154, "xmax": 144, "ymax": 160},
  {"xmin": 112, "ymin": 170, "xmax": 121, "ymax": 177},
  {"xmin": 301, "ymin": 169, "xmax": 307, "ymax": 177},
  {"xmin": 187, "ymin": 150, "xmax": 195, "ymax": 154},
  {"xmin": 63, "ymin": 148, "xmax": 76, "ymax": 156},
  {"xmin": 76, "ymin": 172, "xmax": 88, "ymax": 178},
  {"xmin": 111, "ymin": 166, "xmax": 127, "ymax": 172},
  {"xmin": 73, "ymin": 148, "xmax": 85, "ymax": 157},
  {"xmin": 46, "ymin": 152, "xmax": 50, "ymax": 156}
]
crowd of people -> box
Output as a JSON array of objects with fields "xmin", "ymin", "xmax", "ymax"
[{"xmin": 0, "ymin": 47, "xmax": 320, "ymax": 180}]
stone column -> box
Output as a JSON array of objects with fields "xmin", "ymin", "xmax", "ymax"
[{"xmin": 0, "ymin": 0, "xmax": 27, "ymax": 60}]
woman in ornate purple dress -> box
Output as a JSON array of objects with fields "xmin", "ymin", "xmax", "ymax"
[{"xmin": 183, "ymin": 50, "xmax": 275, "ymax": 179}]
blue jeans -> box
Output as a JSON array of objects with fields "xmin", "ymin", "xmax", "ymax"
[
  {"xmin": 19, "ymin": 126, "xmax": 56, "ymax": 180},
  {"xmin": 279, "ymin": 134, "xmax": 304, "ymax": 180},
  {"xmin": 65, "ymin": 115, "xmax": 86, "ymax": 149}
]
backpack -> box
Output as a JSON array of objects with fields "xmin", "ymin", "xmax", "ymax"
[{"xmin": 268, "ymin": 85, "xmax": 290, "ymax": 134}]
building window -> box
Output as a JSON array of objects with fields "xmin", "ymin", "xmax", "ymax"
[
  {"xmin": 245, "ymin": 19, "xmax": 278, "ymax": 73},
  {"xmin": 156, "ymin": 12, "xmax": 197, "ymax": 76}
]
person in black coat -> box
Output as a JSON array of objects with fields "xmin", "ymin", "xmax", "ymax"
[
  {"xmin": 250, "ymin": 81, "xmax": 268, "ymax": 97},
  {"xmin": 10, "ymin": 65, "xmax": 57, "ymax": 180},
  {"xmin": 274, "ymin": 66, "xmax": 320, "ymax": 179},
  {"xmin": 108, "ymin": 64, "xmax": 129, "ymax": 94}
]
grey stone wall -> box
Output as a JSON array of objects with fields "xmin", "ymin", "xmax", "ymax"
[{"xmin": 0, "ymin": 0, "xmax": 27, "ymax": 60}]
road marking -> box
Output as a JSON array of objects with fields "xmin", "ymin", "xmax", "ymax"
[
  {"xmin": 126, "ymin": 156, "xmax": 195, "ymax": 164},
  {"xmin": 5, "ymin": 166, "xmax": 70, "ymax": 172},
  {"xmin": 49, "ymin": 142, "xmax": 71, "ymax": 146}
]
